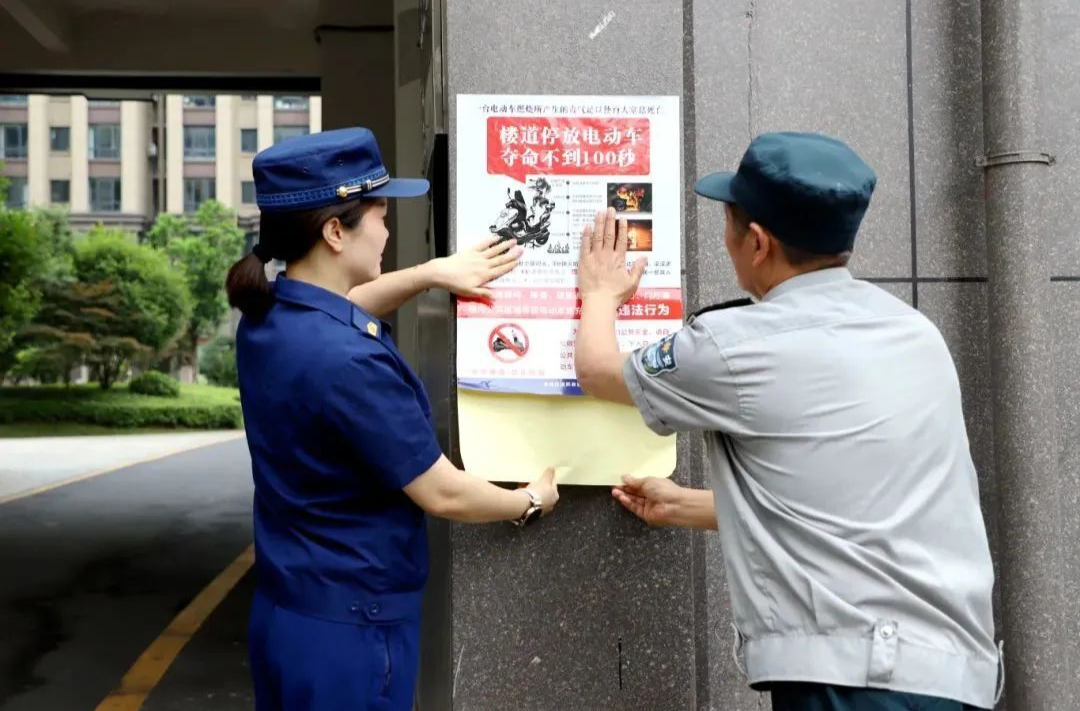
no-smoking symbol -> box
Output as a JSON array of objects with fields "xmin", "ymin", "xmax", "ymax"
[{"xmin": 488, "ymin": 323, "xmax": 529, "ymax": 363}]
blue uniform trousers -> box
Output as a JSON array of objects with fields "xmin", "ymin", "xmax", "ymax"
[
  {"xmin": 249, "ymin": 590, "xmax": 420, "ymax": 711},
  {"xmin": 770, "ymin": 683, "xmax": 984, "ymax": 711}
]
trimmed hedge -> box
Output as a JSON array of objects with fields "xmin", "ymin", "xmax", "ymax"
[
  {"xmin": 0, "ymin": 384, "xmax": 242, "ymax": 430},
  {"xmin": 129, "ymin": 371, "xmax": 181, "ymax": 398}
]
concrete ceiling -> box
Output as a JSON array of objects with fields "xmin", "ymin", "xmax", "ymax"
[{"xmin": 0, "ymin": 0, "xmax": 395, "ymax": 88}]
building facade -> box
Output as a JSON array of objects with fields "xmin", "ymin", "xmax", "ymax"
[{"xmin": 0, "ymin": 93, "xmax": 322, "ymax": 231}]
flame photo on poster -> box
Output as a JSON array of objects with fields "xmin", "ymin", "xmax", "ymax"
[{"xmin": 607, "ymin": 182, "xmax": 653, "ymax": 214}]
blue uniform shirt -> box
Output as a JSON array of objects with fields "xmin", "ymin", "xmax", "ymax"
[{"xmin": 236, "ymin": 276, "xmax": 442, "ymax": 626}]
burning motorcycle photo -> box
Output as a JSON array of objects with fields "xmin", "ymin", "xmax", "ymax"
[{"xmin": 489, "ymin": 178, "xmax": 555, "ymax": 248}]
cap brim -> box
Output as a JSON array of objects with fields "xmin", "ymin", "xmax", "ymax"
[
  {"xmin": 693, "ymin": 171, "xmax": 737, "ymax": 203},
  {"xmin": 367, "ymin": 178, "xmax": 430, "ymax": 199}
]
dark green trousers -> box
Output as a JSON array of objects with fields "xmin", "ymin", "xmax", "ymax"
[{"xmin": 770, "ymin": 683, "xmax": 985, "ymax": 711}]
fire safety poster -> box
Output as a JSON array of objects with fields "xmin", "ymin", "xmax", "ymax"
[{"xmin": 455, "ymin": 94, "xmax": 683, "ymax": 397}]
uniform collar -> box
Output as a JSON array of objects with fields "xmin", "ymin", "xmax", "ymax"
[
  {"xmin": 761, "ymin": 267, "xmax": 853, "ymax": 303},
  {"xmin": 273, "ymin": 275, "xmax": 384, "ymax": 337}
]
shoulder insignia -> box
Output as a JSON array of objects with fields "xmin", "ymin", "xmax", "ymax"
[{"xmin": 640, "ymin": 332, "xmax": 678, "ymax": 376}]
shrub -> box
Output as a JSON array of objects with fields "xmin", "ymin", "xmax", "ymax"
[
  {"xmin": 200, "ymin": 336, "xmax": 238, "ymax": 388},
  {"xmin": 129, "ymin": 371, "xmax": 181, "ymax": 398},
  {"xmin": 6, "ymin": 346, "xmax": 72, "ymax": 385},
  {"xmin": 0, "ymin": 384, "xmax": 242, "ymax": 430}
]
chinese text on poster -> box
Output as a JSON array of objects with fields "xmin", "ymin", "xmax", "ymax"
[{"xmin": 456, "ymin": 94, "xmax": 682, "ymax": 396}]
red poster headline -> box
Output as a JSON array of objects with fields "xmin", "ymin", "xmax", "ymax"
[
  {"xmin": 458, "ymin": 287, "xmax": 682, "ymax": 321},
  {"xmin": 487, "ymin": 117, "xmax": 651, "ymax": 182}
]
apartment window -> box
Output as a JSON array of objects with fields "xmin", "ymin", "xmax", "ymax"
[
  {"xmin": 273, "ymin": 126, "xmax": 309, "ymax": 144},
  {"xmin": 88, "ymin": 124, "xmax": 121, "ymax": 160},
  {"xmin": 184, "ymin": 178, "xmax": 216, "ymax": 213},
  {"xmin": 241, "ymin": 181, "xmax": 257, "ymax": 204},
  {"xmin": 184, "ymin": 126, "xmax": 216, "ymax": 160},
  {"xmin": 50, "ymin": 180, "xmax": 70, "ymax": 204},
  {"xmin": 50, "ymin": 126, "xmax": 71, "ymax": 152},
  {"xmin": 183, "ymin": 95, "xmax": 216, "ymax": 108},
  {"xmin": 0, "ymin": 94, "xmax": 28, "ymax": 105},
  {"xmin": 89, "ymin": 177, "xmax": 121, "ymax": 212},
  {"xmin": 5, "ymin": 177, "xmax": 28, "ymax": 209},
  {"xmin": 240, "ymin": 128, "xmax": 258, "ymax": 153},
  {"xmin": 274, "ymin": 96, "xmax": 309, "ymax": 110},
  {"xmin": 1, "ymin": 124, "xmax": 29, "ymax": 159}
]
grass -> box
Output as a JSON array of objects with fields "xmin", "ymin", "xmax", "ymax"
[
  {"xmin": 0, "ymin": 382, "xmax": 243, "ymax": 432},
  {"xmin": 0, "ymin": 382, "xmax": 238, "ymax": 401}
]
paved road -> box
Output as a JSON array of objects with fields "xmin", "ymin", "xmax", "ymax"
[
  {"xmin": 0, "ymin": 437, "xmax": 254, "ymax": 711},
  {"xmin": 141, "ymin": 573, "xmax": 256, "ymax": 711},
  {"xmin": 0, "ymin": 431, "xmax": 244, "ymax": 503}
]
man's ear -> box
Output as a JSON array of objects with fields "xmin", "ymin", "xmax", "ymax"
[
  {"xmin": 749, "ymin": 222, "xmax": 771, "ymax": 268},
  {"xmin": 322, "ymin": 217, "xmax": 344, "ymax": 254}
]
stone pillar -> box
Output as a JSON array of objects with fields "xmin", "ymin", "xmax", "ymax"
[
  {"xmin": 318, "ymin": 25, "xmax": 402, "ymax": 294},
  {"xmin": 318, "ymin": 28, "xmax": 396, "ymax": 143},
  {"xmin": 1042, "ymin": 0, "xmax": 1080, "ymax": 706},
  {"xmin": 391, "ymin": 0, "xmax": 428, "ymax": 365},
  {"xmin": 979, "ymin": 1, "xmax": 1070, "ymax": 708},
  {"xmin": 435, "ymin": 3, "xmax": 701, "ymax": 710}
]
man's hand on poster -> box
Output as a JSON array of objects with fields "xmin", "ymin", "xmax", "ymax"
[
  {"xmin": 578, "ymin": 207, "xmax": 648, "ymax": 305},
  {"xmin": 426, "ymin": 236, "xmax": 524, "ymax": 300},
  {"xmin": 612, "ymin": 475, "xmax": 718, "ymax": 531},
  {"xmin": 573, "ymin": 208, "xmax": 644, "ymax": 405}
]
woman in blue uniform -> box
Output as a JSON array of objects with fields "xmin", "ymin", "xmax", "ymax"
[{"xmin": 225, "ymin": 127, "xmax": 559, "ymax": 711}]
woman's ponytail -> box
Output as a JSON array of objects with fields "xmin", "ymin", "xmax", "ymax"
[{"xmin": 226, "ymin": 246, "xmax": 273, "ymax": 319}]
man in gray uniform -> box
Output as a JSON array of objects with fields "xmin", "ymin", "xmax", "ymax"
[{"xmin": 574, "ymin": 132, "xmax": 1000, "ymax": 711}]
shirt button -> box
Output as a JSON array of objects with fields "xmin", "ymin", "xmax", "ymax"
[
  {"xmin": 369, "ymin": 603, "xmax": 381, "ymax": 617},
  {"xmin": 880, "ymin": 624, "xmax": 896, "ymax": 639},
  {"xmin": 349, "ymin": 601, "xmax": 361, "ymax": 613}
]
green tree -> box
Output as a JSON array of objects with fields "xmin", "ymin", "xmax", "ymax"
[
  {"xmin": 147, "ymin": 200, "xmax": 246, "ymax": 377},
  {"xmin": 57, "ymin": 229, "xmax": 192, "ymax": 388},
  {"xmin": 33, "ymin": 207, "xmax": 77, "ymax": 280},
  {"xmin": 0, "ymin": 209, "xmax": 50, "ymax": 374},
  {"xmin": 1, "ymin": 209, "xmax": 89, "ymax": 382},
  {"xmin": 144, "ymin": 213, "xmax": 188, "ymax": 250},
  {"xmin": 77, "ymin": 227, "xmax": 192, "ymax": 350},
  {"xmin": 16, "ymin": 279, "xmax": 146, "ymax": 387}
]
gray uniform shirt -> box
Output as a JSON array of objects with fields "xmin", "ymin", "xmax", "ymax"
[{"xmin": 624, "ymin": 268, "xmax": 999, "ymax": 708}]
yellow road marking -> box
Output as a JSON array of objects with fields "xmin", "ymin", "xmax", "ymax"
[
  {"xmin": 94, "ymin": 545, "xmax": 256, "ymax": 711},
  {"xmin": 0, "ymin": 433, "xmax": 245, "ymax": 506}
]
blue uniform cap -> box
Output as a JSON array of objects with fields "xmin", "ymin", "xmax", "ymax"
[
  {"xmin": 253, "ymin": 127, "xmax": 429, "ymax": 212},
  {"xmin": 694, "ymin": 132, "xmax": 877, "ymax": 255}
]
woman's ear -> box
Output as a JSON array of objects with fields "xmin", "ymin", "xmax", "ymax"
[{"xmin": 321, "ymin": 217, "xmax": 345, "ymax": 254}]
